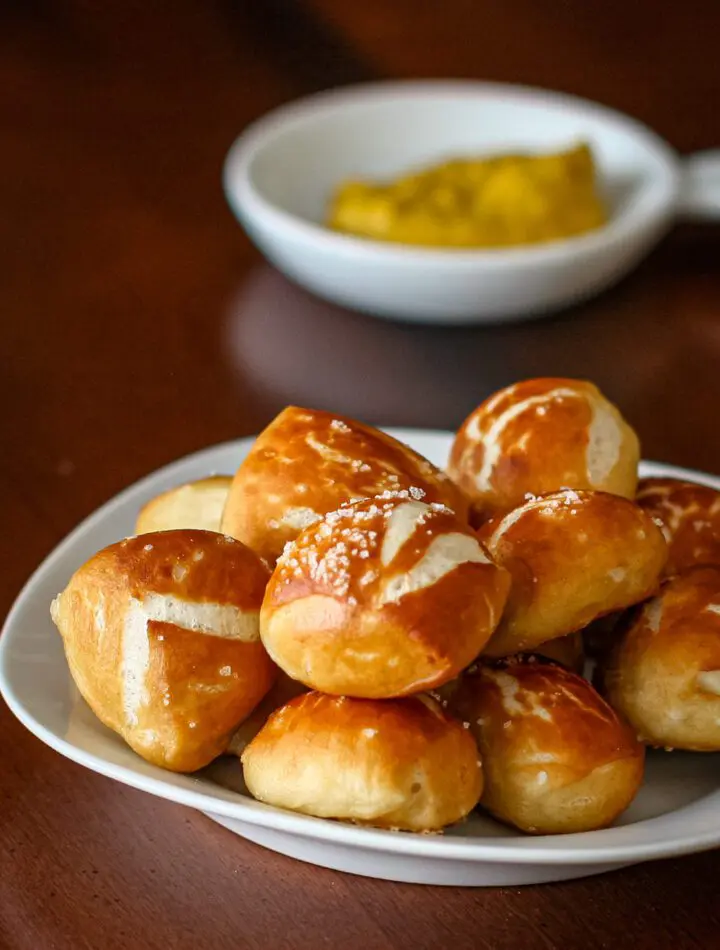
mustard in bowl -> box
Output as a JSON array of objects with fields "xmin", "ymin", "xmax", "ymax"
[{"xmin": 328, "ymin": 143, "xmax": 608, "ymax": 249}]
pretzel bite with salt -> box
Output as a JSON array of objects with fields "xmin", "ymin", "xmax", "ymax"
[
  {"xmin": 449, "ymin": 378, "xmax": 639, "ymax": 519},
  {"xmin": 260, "ymin": 492, "xmax": 510, "ymax": 698},
  {"xmin": 446, "ymin": 657, "xmax": 644, "ymax": 834},
  {"xmin": 50, "ymin": 530, "xmax": 276, "ymax": 772},
  {"xmin": 480, "ymin": 489, "xmax": 667, "ymax": 657},
  {"xmin": 599, "ymin": 566, "xmax": 720, "ymax": 751},
  {"xmin": 241, "ymin": 692, "xmax": 482, "ymax": 832},
  {"xmin": 135, "ymin": 476, "xmax": 232, "ymax": 535},
  {"xmin": 636, "ymin": 477, "xmax": 720, "ymax": 577},
  {"xmin": 221, "ymin": 406, "xmax": 469, "ymax": 564}
]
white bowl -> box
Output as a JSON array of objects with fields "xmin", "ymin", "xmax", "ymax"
[
  {"xmin": 2, "ymin": 431, "xmax": 720, "ymax": 887},
  {"xmin": 223, "ymin": 81, "xmax": 720, "ymax": 325}
]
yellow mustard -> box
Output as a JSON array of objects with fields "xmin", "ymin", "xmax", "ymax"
[{"xmin": 327, "ymin": 143, "xmax": 608, "ymax": 249}]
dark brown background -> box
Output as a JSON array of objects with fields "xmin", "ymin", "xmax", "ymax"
[{"xmin": 2, "ymin": 2, "xmax": 719, "ymax": 948}]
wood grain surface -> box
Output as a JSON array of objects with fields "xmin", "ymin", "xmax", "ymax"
[{"xmin": 2, "ymin": 2, "xmax": 719, "ymax": 947}]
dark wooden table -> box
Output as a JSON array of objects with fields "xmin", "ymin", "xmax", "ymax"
[{"xmin": 2, "ymin": 3, "xmax": 720, "ymax": 948}]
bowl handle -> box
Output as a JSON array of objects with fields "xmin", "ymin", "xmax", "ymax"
[{"xmin": 679, "ymin": 150, "xmax": 720, "ymax": 220}]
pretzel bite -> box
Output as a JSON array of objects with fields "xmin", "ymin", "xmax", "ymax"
[
  {"xmin": 221, "ymin": 406, "xmax": 469, "ymax": 563},
  {"xmin": 480, "ymin": 489, "xmax": 667, "ymax": 657},
  {"xmin": 600, "ymin": 566, "xmax": 720, "ymax": 751},
  {"xmin": 135, "ymin": 476, "xmax": 232, "ymax": 535},
  {"xmin": 446, "ymin": 657, "xmax": 645, "ymax": 834},
  {"xmin": 260, "ymin": 492, "xmax": 510, "ymax": 697},
  {"xmin": 449, "ymin": 378, "xmax": 639, "ymax": 519},
  {"xmin": 636, "ymin": 477, "xmax": 720, "ymax": 576},
  {"xmin": 241, "ymin": 692, "xmax": 482, "ymax": 832},
  {"xmin": 50, "ymin": 530, "xmax": 276, "ymax": 771}
]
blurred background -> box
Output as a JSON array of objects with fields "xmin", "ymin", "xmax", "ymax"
[{"xmin": 3, "ymin": 0, "xmax": 720, "ymax": 603}]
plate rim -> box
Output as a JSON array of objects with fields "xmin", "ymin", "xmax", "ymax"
[{"xmin": 2, "ymin": 430, "xmax": 719, "ymax": 867}]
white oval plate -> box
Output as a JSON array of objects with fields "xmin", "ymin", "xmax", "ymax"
[{"xmin": 1, "ymin": 430, "xmax": 719, "ymax": 886}]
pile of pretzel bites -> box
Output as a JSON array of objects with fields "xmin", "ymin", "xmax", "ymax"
[{"xmin": 52, "ymin": 379, "xmax": 720, "ymax": 836}]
